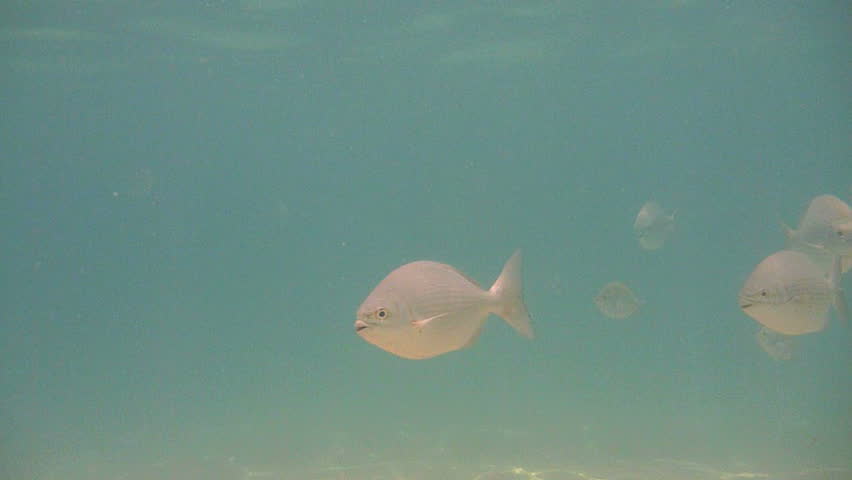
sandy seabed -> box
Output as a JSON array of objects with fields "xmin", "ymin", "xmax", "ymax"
[{"xmin": 33, "ymin": 457, "xmax": 851, "ymax": 480}]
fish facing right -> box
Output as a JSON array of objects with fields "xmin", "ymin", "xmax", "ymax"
[{"xmin": 738, "ymin": 250, "xmax": 848, "ymax": 335}]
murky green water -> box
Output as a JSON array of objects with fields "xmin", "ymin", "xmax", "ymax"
[{"xmin": 2, "ymin": 2, "xmax": 850, "ymax": 479}]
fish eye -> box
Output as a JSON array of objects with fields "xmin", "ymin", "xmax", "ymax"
[
  {"xmin": 760, "ymin": 290, "xmax": 767, "ymax": 297},
  {"xmin": 376, "ymin": 308, "xmax": 389, "ymax": 320}
]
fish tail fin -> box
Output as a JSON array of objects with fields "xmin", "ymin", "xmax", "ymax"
[
  {"xmin": 489, "ymin": 250, "xmax": 534, "ymax": 339},
  {"xmin": 830, "ymin": 256, "xmax": 849, "ymax": 326}
]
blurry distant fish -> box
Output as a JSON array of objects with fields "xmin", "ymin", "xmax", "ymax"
[
  {"xmin": 355, "ymin": 250, "xmax": 533, "ymax": 359},
  {"xmin": 781, "ymin": 194, "xmax": 852, "ymax": 273},
  {"xmin": 594, "ymin": 281, "xmax": 642, "ymax": 319},
  {"xmin": 634, "ymin": 200, "xmax": 675, "ymax": 250},
  {"xmin": 738, "ymin": 250, "xmax": 848, "ymax": 335},
  {"xmin": 755, "ymin": 326, "xmax": 793, "ymax": 361}
]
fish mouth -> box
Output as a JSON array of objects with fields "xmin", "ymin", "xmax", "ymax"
[
  {"xmin": 354, "ymin": 320, "xmax": 369, "ymax": 333},
  {"xmin": 737, "ymin": 295, "xmax": 754, "ymax": 309}
]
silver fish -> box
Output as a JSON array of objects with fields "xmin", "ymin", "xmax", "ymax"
[
  {"xmin": 355, "ymin": 250, "xmax": 533, "ymax": 359},
  {"xmin": 738, "ymin": 250, "xmax": 848, "ymax": 335},
  {"xmin": 594, "ymin": 281, "xmax": 642, "ymax": 319},
  {"xmin": 634, "ymin": 200, "xmax": 675, "ymax": 250},
  {"xmin": 782, "ymin": 194, "xmax": 852, "ymax": 273}
]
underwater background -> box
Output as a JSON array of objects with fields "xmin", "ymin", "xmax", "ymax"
[{"xmin": 1, "ymin": 1, "xmax": 850, "ymax": 479}]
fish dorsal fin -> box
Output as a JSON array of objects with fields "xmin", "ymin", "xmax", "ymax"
[
  {"xmin": 779, "ymin": 216, "xmax": 794, "ymax": 240},
  {"xmin": 453, "ymin": 268, "xmax": 482, "ymax": 289},
  {"xmin": 644, "ymin": 201, "xmax": 663, "ymax": 217}
]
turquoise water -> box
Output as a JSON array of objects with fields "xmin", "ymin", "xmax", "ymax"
[{"xmin": 1, "ymin": 1, "xmax": 850, "ymax": 479}]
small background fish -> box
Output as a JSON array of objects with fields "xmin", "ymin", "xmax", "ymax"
[
  {"xmin": 634, "ymin": 200, "xmax": 676, "ymax": 251},
  {"xmin": 755, "ymin": 326, "xmax": 794, "ymax": 361},
  {"xmin": 594, "ymin": 281, "xmax": 642, "ymax": 319},
  {"xmin": 782, "ymin": 194, "xmax": 852, "ymax": 274}
]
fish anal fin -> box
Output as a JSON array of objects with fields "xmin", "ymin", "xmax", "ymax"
[{"xmin": 460, "ymin": 323, "xmax": 485, "ymax": 349}]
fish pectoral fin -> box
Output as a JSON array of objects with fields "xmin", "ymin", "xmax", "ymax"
[
  {"xmin": 799, "ymin": 239, "xmax": 829, "ymax": 251},
  {"xmin": 411, "ymin": 312, "xmax": 452, "ymax": 331}
]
